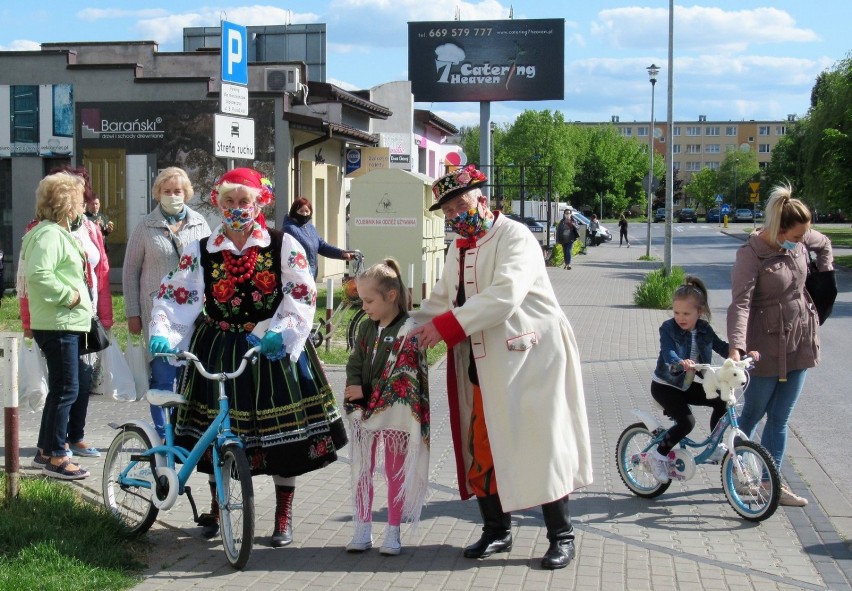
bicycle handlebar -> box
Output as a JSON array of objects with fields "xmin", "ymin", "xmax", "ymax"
[
  {"xmin": 692, "ymin": 356, "xmax": 754, "ymax": 372},
  {"xmin": 155, "ymin": 346, "xmax": 260, "ymax": 381}
]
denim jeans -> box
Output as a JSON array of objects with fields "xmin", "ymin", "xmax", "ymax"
[
  {"xmin": 32, "ymin": 330, "xmax": 81, "ymax": 457},
  {"xmin": 150, "ymin": 357, "xmax": 178, "ymax": 439},
  {"xmin": 561, "ymin": 241, "xmax": 574, "ymax": 266},
  {"xmin": 737, "ymin": 369, "xmax": 807, "ymax": 470},
  {"xmin": 66, "ymin": 356, "xmax": 94, "ymax": 444}
]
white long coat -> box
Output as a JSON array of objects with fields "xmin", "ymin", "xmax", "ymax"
[{"xmin": 413, "ymin": 213, "xmax": 593, "ymax": 511}]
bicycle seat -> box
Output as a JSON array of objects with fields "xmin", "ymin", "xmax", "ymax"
[{"xmin": 146, "ymin": 389, "xmax": 186, "ymax": 408}]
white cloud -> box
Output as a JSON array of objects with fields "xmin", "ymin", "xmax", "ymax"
[
  {"xmin": 330, "ymin": 0, "xmax": 510, "ymax": 22},
  {"xmin": 0, "ymin": 39, "xmax": 41, "ymax": 51},
  {"xmin": 591, "ymin": 6, "xmax": 819, "ymax": 52},
  {"xmin": 77, "ymin": 8, "xmax": 170, "ymax": 21}
]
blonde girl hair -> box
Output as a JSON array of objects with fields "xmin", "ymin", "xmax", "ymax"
[
  {"xmin": 358, "ymin": 257, "xmax": 409, "ymax": 315},
  {"xmin": 762, "ymin": 183, "xmax": 811, "ymax": 244},
  {"xmin": 35, "ymin": 171, "xmax": 85, "ymax": 223},
  {"xmin": 152, "ymin": 166, "xmax": 194, "ymax": 201},
  {"xmin": 672, "ymin": 275, "xmax": 711, "ymax": 321}
]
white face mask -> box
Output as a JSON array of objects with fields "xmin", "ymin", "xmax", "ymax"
[{"xmin": 159, "ymin": 194, "xmax": 185, "ymax": 215}]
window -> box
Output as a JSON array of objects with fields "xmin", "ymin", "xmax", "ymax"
[
  {"xmin": 672, "ymin": 144, "xmax": 681, "ymax": 154},
  {"xmin": 759, "ymin": 126, "xmax": 770, "ymax": 135},
  {"xmin": 686, "ymin": 144, "xmax": 701, "ymax": 154},
  {"xmin": 725, "ymin": 144, "xmax": 737, "ymax": 152},
  {"xmin": 637, "ymin": 126, "xmax": 648, "ymax": 137},
  {"xmin": 672, "ymin": 126, "xmax": 681, "ymax": 136},
  {"xmin": 686, "ymin": 161, "xmax": 701, "ymax": 171},
  {"xmin": 686, "ymin": 126, "xmax": 701, "ymax": 136},
  {"xmin": 672, "ymin": 161, "xmax": 681, "ymax": 170},
  {"xmin": 705, "ymin": 144, "xmax": 721, "ymax": 153},
  {"xmin": 706, "ymin": 162, "xmax": 720, "ymax": 170},
  {"xmin": 620, "ymin": 127, "xmax": 632, "ymax": 137},
  {"xmin": 705, "ymin": 126, "xmax": 720, "ymax": 136},
  {"xmin": 726, "ymin": 126, "xmax": 738, "ymax": 136},
  {"xmin": 776, "ymin": 126, "xmax": 787, "ymax": 135},
  {"xmin": 759, "ymin": 144, "xmax": 771, "ymax": 153}
]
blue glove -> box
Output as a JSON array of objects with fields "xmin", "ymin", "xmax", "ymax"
[
  {"xmin": 149, "ymin": 336, "xmax": 173, "ymax": 355},
  {"xmin": 260, "ymin": 330, "xmax": 285, "ymax": 360}
]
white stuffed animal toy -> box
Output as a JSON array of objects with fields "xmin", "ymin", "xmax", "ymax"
[{"xmin": 702, "ymin": 359, "xmax": 749, "ymax": 403}]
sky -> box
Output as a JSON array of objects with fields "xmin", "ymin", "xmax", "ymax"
[{"xmin": 1, "ymin": 1, "xmax": 848, "ymax": 128}]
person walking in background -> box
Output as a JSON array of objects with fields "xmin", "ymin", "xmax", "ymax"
[
  {"xmin": 343, "ymin": 258, "xmax": 429, "ymax": 557},
  {"xmin": 20, "ymin": 167, "xmax": 114, "ymax": 461},
  {"xmin": 728, "ymin": 183, "xmax": 833, "ymax": 507},
  {"xmin": 85, "ymin": 196, "xmax": 114, "ymax": 251},
  {"xmin": 618, "ymin": 213, "xmax": 630, "ymax": 247},
  {"xmin": 17, "ymin": 172, "xmax": 93, "ymax": 480},
  {"xmin": 645, "ymin": 277, "xmax": 755, "ymax": 482},
  {"xmin": 282, "ymin": 196, "xmax": 357, "ymax": 278},
  {"xmin": 555, "ymin": 209, "xmax": 578, "ymax": 269},
  {"xmin": 589, "ymin": 214, "xmax": 601, "ymax": 246},
  {"xmin": 149, "ymin": 168, "xmax": 347, "ymax": 548},
  {"xmin": 122, "ymin": 167, "xmax": 211, "ymax": 440},
  {"xmin": 410, "ymin": 165, "xmax": 592, "ymax": 570}
]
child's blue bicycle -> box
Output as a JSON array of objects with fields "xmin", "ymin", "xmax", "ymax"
[
  {"xmin": 615, "ymin": 359, "xmax": 781, "ymax": 521},
  {"xmin": 101, "ymin": 347, "xmax": 260, "ymax": 569}
]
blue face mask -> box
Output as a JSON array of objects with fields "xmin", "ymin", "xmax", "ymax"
[{"xmin": 777, "ymin": 239, "xmax": 797, "ymax": 251}]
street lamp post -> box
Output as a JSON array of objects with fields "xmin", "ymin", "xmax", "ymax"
[
  {"xmin": 645, "ymin": 63, "xmax": 659, "ymax": 258},
  {"xmin": 733, "ymin": 156, "xmax": 739, "ymax": 213}
]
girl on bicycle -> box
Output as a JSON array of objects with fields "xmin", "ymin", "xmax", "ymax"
[
  {"xmin": 647, "ymin": 276, "xmax": 756, "ymax": 482},
  {"xmin": 342, "ymin": 258, "xmax": 430, "ymax": 556}
]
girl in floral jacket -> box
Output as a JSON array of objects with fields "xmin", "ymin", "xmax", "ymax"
[
  {"xmin": 343, "ymin": 258, "xmax": 429, "ymax": 556},
  {"xmin": 149, "ymin": 168, "xmax": 347, "ymax": 548}
]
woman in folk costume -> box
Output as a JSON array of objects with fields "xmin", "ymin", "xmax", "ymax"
[
  {"xmin": 410, "ymin": 165, "xmax": 592, "ymax": 570},
  {"xmin": 148, "ymin": 168, "xmax": 347, "ymax": 548},
  {"xmin": 342, "ymin": 258, "xmax": 429, "ymax": 556}
]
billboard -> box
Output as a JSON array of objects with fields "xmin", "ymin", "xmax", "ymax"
[
  {"xmin": 408, "ymin": 19, "xmax": 564, "ymax": 103},
  {"xmin": 0, "ymin": 84, "xmax": 74, "ymax": 157}
]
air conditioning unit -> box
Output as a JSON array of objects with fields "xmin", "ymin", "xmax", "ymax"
[{"xmin": 264, "ymin": 67, "xmax": 301, "ymax": 93}]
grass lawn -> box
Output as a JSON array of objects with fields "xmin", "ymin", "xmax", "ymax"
[{"xmin": 0, "ymin": 475, "xmax": 144, "ymax": 591}]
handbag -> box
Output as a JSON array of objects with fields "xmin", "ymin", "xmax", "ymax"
[
  {"xmin": 80, "ymin": 316, "xmax": 110, "ymax": 354},
  {"xmin": 805, "ymin": 263, "xmax": 837, "ymax": 325}
]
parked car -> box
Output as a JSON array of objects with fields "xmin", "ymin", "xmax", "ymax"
[
  {"xmin": 677, "ymin": 208, "xmax": 698, "ymax": 223},
  {"xmin": 754, "ymin": 209, "xmax": 764, "ymax": 220},
  {"xmin": 705, "ymin": 208, "xmax": 721, "ymax": 223},
  {"xmin": 570, "ymin": 211, "xmax": 612, "ymax": 245},
  {"xmin": 506, "ymin": 214, "xmax": 552, "ymax": 244},
  {"xmin": 733, "ymin": 208, "xmax": 754, "ymax": 223},
  {"xmin": 654, "ymin": 208, "xmax": 666, "ymax": 222}
]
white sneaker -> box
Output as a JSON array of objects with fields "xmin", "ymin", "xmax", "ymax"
[
  {"xmin": 779, "ymin": 484, "xmax": 808, "ymax": 507},
  {"xmin": 346, "ymin": 521, "xmax": 373, "ymax": 552},
  {"xmin": 379, "ymin": 525, "xmax": 401, "ymax": 556},
  {"xmin": 707, "ymin": 444, "xmax": 728, "ymax": 464},
  {"xmin": 648, "ymin": 449, "xmax": 672, "ymax": 482}
]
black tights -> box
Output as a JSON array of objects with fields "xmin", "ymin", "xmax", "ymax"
[{"xmin": 651, "ymin": 380, "xmax": 727, "ymax": 455}]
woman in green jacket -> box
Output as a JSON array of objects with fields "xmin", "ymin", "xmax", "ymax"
[{"xmin": 19, "ymin": 171, "xmax": 93, "ymax": 480}]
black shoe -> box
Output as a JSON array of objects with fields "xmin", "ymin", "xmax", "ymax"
[
  {"xmin": 463, "ymin": 532, "xmax": 513, "ymax": 559},
  {"xmin": 270, "ymin": 523, "xmax": 293, "ymax": 548},
  {"xmin": 541, "ymin": 539, "xmax": 575, "ymax": 570},
  {"xmin": 197, "ymin": 512, "xmax": 219, "ymax": 538}
]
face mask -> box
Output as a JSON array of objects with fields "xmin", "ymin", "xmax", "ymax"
[
  {"xmin": 292, "ymin": 212, "xmax": 312, "ymax": 225},
  {"xmin": 223, "ymin": 206, "xmax": 257, "ymax": 231},
  {"xmin": 777, "ymin": 239, "xmax": 797, "ymax": 251},
  {"xmin": 450, "ymin": 208, "xmax": 492, "ymax": 238},
  {"xmin": 160, "ymin": 194, "xmax": 185, "ymax": 215}
]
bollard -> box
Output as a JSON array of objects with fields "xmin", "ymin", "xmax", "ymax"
[
  {"xmin": 723, "ymin": 214, "xmax": 729, "ymax": 228},
  {"xmin": 2, "ymin": 335, "xmax": 20, "ymax": 501}
]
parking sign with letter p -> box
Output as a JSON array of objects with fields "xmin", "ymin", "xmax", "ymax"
[{"xmin": 221, "ymin": 21, "xmax": 248, "ymax": 86}]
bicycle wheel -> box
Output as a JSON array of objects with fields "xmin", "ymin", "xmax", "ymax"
[
  {"xmin": 102, "ymin": 426, "xmax": 159, "ymax": 536},
  {"xmin": 721, "ymin": 440, "xmax": 780, "ymax": 521},
  {"xmin": 346, "ymin": 308, "xmax": 369, "ymax": 350},
  {"xmin": 615, "ymin": 422, "xmax": 671, "ymax": 498},
  {"xmin": 219, "ymin": 444, "xmax": 255, "ymax": 570}
]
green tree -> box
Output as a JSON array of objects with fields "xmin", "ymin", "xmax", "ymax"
[
  {"xmin": 684, "ymin": 167, "xmax": 719, "ymax": 211},
  {"xmin": 763, "ymin": 120, "xmax": 807, "ymax": 197},
  {"xmin": 718, "ymin": 150, "xmax": 760, "ymax": 208}
]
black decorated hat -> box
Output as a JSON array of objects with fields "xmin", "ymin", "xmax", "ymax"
[{"xmin": 429, "ymin": 165, "xmax": 488, "ymax": 211}]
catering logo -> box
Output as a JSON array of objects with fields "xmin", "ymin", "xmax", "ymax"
[{"xmin": 434, "ymin": 43, "xmax": 536, "ymax": 88}]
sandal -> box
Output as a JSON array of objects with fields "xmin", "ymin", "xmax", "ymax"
[
  {"xmin": 42, "ymin": 457, "xmax": 90, "ymax": 480},
  {"xmin": 69, "ymin": 442, "xmax": 101, "ymax": 458}
]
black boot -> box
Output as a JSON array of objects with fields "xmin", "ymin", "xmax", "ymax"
[
  {"xmin": 540, "ymin": 495, "xmax": 575, "ymax": 570},
  {"xmin": 270, "ymin": 485, "xmax": 294, "ymax": 548},
  {"xmin": 463, "ymin": 495, "xmax": 513, "ymax": 559},
  {"xmin": 197, "ymin": 480, "xmax": 219, "ymax": 538}
]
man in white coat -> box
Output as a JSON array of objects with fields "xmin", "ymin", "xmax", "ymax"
[{"xmin": 411, "ymin": 166, "xmax": 592, "ymax": 570}]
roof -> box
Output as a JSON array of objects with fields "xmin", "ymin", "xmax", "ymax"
[
  {"xmin": 414, "ymin": 109, "xmax": 459, "ymax": 135},
  {"xmin": 305, "ymin": 81, "xmax": 392, "ymax": 118}
]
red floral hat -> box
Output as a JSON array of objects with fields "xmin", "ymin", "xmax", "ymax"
[
  {"xmin": 429, "ymin": 165, "xmax": 488, "ymax": 211},
  {"xmin": 211, "ymin": 168, "xmax": 274, "ymax": 207}
]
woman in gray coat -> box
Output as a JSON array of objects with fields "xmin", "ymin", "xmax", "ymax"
[
  {"xmin": 122, "ymin": 167, "xmax": 211, "ymax": 438},
  {"xmin": 727, "ymin": 183, "xmax": 832, "ymax": 507}
]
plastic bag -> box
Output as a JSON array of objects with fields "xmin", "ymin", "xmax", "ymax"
[
  {"xmin": 18, "ymin": 337, "xmax": 48, "ymax": 412},
  {"xmin": 101, "ymin": 338, "xmax": 136, "ymax": 402},
  {"xmin": 124, "ymin": 334, "xmax": 150, "ymax": 402}
]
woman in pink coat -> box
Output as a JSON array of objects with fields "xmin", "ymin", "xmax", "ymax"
[{"xmin": 727, "ymin": 183, "xmax": 832, "ymax": 507}]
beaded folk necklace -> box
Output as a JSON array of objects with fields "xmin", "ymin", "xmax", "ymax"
[{"xmin": 222, "ymin": 246, "xmax": 259, "ymax": 284}]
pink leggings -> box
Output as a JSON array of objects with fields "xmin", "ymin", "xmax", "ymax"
[{"xmin": 355, "ymin": 431, "xmax": 406, "ymax": 526}]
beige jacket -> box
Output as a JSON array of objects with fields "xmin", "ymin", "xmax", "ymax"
[{"xmin": 727, "ymin": 229, "xmax": 833, "ymax": 378}]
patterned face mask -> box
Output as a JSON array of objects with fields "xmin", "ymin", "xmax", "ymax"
[
  {"xmin": 450, "ymin": 207, "xmax": 493, "ymax": 238},
  {"xmin": 222, "ymin": 206, "xmax": 257, "ymax": 231}
]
